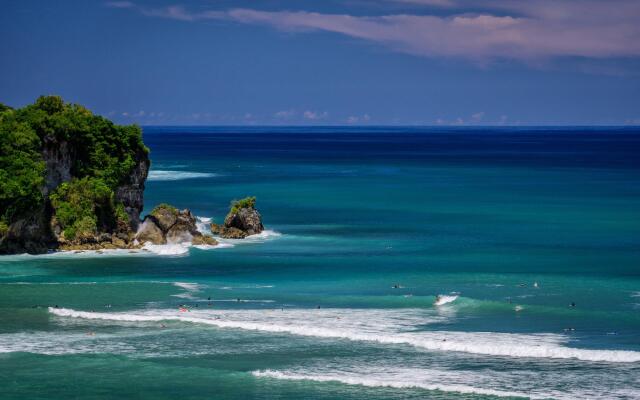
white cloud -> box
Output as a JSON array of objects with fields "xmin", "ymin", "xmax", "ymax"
[
  {"xmin": 392, "ymin": 0, "xmax": 456, "ymax": 7},
  {"xmin": 119, "ymin": 1, "xmax": 640, "ymax": 62},
  {"xmin": 303, "ymin": 110, "xmax": 328, "ymax": 120}
]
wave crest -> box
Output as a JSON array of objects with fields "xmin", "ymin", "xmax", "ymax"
[
  {"xmin": 47, "ymin": 307, "xmax": 640, "ymax": 363},
  {"xmin": 147, "ymin": 170, "xmax": 218, "ymax": 181}
]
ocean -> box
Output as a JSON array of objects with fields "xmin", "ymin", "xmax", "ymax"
[{"xmin": 1, "ymin": 127, "xmax": 639, "ymax": 399}]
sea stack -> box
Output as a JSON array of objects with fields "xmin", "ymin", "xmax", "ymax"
[{"xmin": 210, "ymin": 197, "xmax": 264, "ymax": 239}]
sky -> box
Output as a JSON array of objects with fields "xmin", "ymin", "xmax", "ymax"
[{"xmin": 1, "ymin": 0, "xmax": 639, "ymax": 126}]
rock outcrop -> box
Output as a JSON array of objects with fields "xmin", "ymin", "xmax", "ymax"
[
  {"xmin": 0, "ymin": 207, "xmax": 56, "ymax": 254},
  {"xmin": 210, "ymin": 197, "xmax": 264, "ymax": 239},
  {"xmin": 115, "ymin": 148, "xmax": 150, "ymax": 231},
  {"xmin": 0, "ymin": 96, "xmax": 149, "ymax": 254},
  {"xmin": 0, "ymin": 96, "xmax": 259, "ymax": 254},
  {"xmin": 135, "ymin": 204, "xmax": 217, "ymax": 246}
]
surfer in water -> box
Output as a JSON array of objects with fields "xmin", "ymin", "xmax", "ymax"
[{"xmin": 434, "ymin": 295, "xmax": 442, "ymax": 305}]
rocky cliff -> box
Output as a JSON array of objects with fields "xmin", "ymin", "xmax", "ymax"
[
  {"xmin": 0, "ymin": 96, "xmax": 263, "ymax": 254},
  {"xmin": 0, "ymin": 96, "xmax": 149, "ymax": 253}
]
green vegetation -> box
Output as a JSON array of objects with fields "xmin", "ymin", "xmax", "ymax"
[
  {"xmin": 151, "ymin": 203, "xmax": 178, "ymax": 215},
  {"xmin": 150, "ymin": 203, "xmax": 178, "ymax": 220},
  {"xmin": 228, "ymin": 196, "xmax": 256, "ymax": 217},
  {"xmin": 49, "ymin": 177, "xmax": 127, "ymax": 240},
  {"xmin": 0, "ymin": 95, "xmax": 148, "ymax": 241},
  {"xmin": 0, "ymin": 103, "xmax": 12, "ymax": 113},
  {"xmin": 0, "ymin": 113, "xmax": 46, "ymax": 224}
]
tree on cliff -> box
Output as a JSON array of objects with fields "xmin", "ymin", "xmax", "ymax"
[{"xmin": 0, "ymin": 96, "xmax": 149, "ymax": 252}]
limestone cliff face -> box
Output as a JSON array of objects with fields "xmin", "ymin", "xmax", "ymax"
[
  {"xmin": 41, "ymin": 136, "xmax": 149, "ymax": 233},
  {"xmin": 42, "ymin": 137, "xmax": 74, "ymax": 195},
  {"xmin": 1, "ymin": 135, "xmax": 75, "ymax": 254},
  {"xmin": 115, "ymin": 149, "xmax": 150, "ymax": 231},
  {"xmin": 0, "ymin": 139, "xmax": 150, "ymax": 254},
  {"xmin": 0, "ymin": 206, "xmax": 55, "ymax": 254}
]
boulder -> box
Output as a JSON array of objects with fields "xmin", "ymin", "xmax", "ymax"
[
  {"xmin": 149, "ymin": 204, "xmax": 179, "ymax": 232},
  {"xmin": 164, "ymin": 209, "xmax": 199, "ymax": 243},
  {"xmin": 135, "ymin": 217, "xmax": 166, "ymax": 244},
  {"xmin": 221, "ymin": 227, "xmax": 249, "ymax": 239},
  {"xmin": 224, "ymin": 207, "xmax": 264, "ymax": 235},
  {"xmin": 137, "ymin": 205, "xmax": 207, "ymax": 245},
  {"xmin": 210, "ymin": 223, "xmax": 249, "ymax": 239},
  {"xmin": 166, "ymin": 225, "xmax": 193, "ymax": 243},
  {"xmin": 191, "ymin": 234, "xmax": 218, "ymax": 246}
]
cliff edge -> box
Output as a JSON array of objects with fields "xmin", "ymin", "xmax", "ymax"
[{"xmin": 0, "ymin": 96, "xmax": 149, "ymax": 253}]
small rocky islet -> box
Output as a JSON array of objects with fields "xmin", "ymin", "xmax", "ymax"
[
  {"xmin": 0, "ymin": 96, "xmax": 264, "ymax": 254},
  {"xmin": 136, "ymin": 199, "xmax": 264, "ymax": 247}
]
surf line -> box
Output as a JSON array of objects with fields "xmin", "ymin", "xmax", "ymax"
[{"xmin": 48, "ymin": 307, "xmax": 640, "ymax": 363}]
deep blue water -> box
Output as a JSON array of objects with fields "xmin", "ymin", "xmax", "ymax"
[{"xmin": 1, "ymin": 127, "xmax": 639, "ymax": 399}]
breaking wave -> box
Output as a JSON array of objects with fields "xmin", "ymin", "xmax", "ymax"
[
  {"xmin": 147, "ymin": 170, "xmax": 219, "ymax": 181},
  {"xmin": 252, "ymin": 369, "xmax": 535, "ymax": 399},
  {"xmin": 48, "ymin": 307, "xmax": 640, "ymax": 363}
]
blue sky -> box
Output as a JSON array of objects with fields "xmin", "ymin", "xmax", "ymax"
[{"xmin": 1, "ymin": 0, "xmax": 639, "ymax": 125}]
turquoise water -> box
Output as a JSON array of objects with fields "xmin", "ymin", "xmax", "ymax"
[{"xmin": 1, "ymin": 127, "xmax": 639, "ymax": 399}]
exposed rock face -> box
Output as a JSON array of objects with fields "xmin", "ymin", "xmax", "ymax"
[
  {"xmin": 42, "ymin": 138, "xmax": 73, "ymax": 195},
  {"xmin": 135, "ymin": 205, "xmax": 217, "ymax": 247},
  {"xmin": 5, "ymin": 153, "xmax": 148, "ymax": 253},
  {"xmin": 211, "ymin": 202, "xmax": 264, "ymax": 239},
  {"xmin": 210, "ymin": 224, "xmax": 248, "ymax": 239},
  {"xmin": 136, "ymin": 218, "xmax": 166, "ymax": 245},
  {"xmin": 166, "ymin": 209, "xmax": 198, "ymax": 243},
  {"xmin": 37, "ymin": 143, "xmax": 149, "ymax": 253},
  {"xmin": 115, "ymin": 149, "xmax": 150, "ymax": 231},
  {"xmin": 0, "ymin": 208, "xmax": 55, "ymax": 254},
  {"xmin": 191, "ymin": 234, "xmax": 218, "ymax": 246},
  {"xmin": 224, "ymin": 207, "xmax": 264, "ymax": 235}
]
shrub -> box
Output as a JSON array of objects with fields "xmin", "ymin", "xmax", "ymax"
[
  {"xmin": 151, "ymin": 203, "xmax": 178, "ymax": 216},
  {"xmin": 49, "ymin": 177, "xmax": 118, "ymax": 240},
  {"xmin": 228, "ymin": 196, "xmax": 256, "ymax": 216},
  {"xmin": 0, "ymin": 95, "xmax": 148, "ymax": 234},
  {"xmin": 0, "ymin": 114, "xmax": 45, "ymax": 223}
]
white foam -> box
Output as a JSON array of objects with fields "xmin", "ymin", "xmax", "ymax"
[
  {"xmin": 434, "ymin": 295, "xmax": 458, "ymax": 306},
  {"xmin": 0, "ymin": 226, "xmax": 274, "ymax": 261},
  {"xmin": 0, "ymin": 331, "xmax": 137, "ymax": 355},
  {"xmin": 147, "ymin": 170, "xmax": 218, "ymax": 181},
  {"xmin": 171, "ymin": 293, "xmax": 197, "ymax": 299},
  {"xmin": 48, "ymin": 307, "xmax": 640, "ymax": 363},
  {"xmin": 252, "ymin": 369, "xmax": 535, "ymax": 399},
  {"xmin": 0, "ymin": 241, "xmax": 226, "ymax": 260},
  {"xmin": 173, "ymin": 282, "xmax": 202, "ymax": 292},
  {"xmin": 214, "ymin": 284, "xmax": 274, "ymax": 290},
  {"xmin": 214, "ymin": 230, "xmax": 282, "ymax": 246},
  {"xmin": 195, "ymin": 216, "xmax": 213, "ymax": 236}
]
